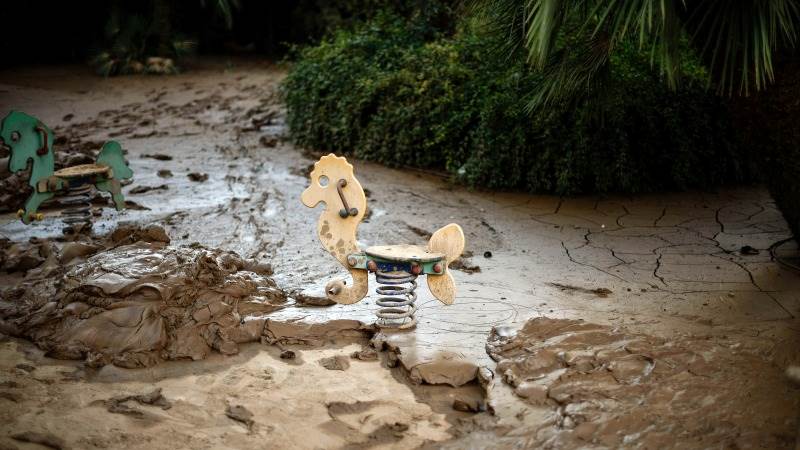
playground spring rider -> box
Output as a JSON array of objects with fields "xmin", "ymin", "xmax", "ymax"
[
  {"xmin": 301, "ymin": 154, "xmax": 465, "ymax": 329},
  {"xmin": 1, "ymin": 111, "xmax": 133, "ymax": 232}
]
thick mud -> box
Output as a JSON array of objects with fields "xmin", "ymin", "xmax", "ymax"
[
  {"xmin": 1, "ymin": 60, "xmax": 799, "ymax": 449},
  {"xmin": 483, "ymin": 318, "xmax": 798, "ymax": 448},
  {"xmin": 0, "ymin": 225, "xmax": 294, "ymax": 368},
  {"xmin": 0, "ymin": 225, "xmax": 483, "ymax": 448}
]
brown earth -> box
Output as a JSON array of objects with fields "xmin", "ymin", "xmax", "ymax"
[{"xmin": 1, "ymin": 59, "xmax": 799, "ymax": 449}]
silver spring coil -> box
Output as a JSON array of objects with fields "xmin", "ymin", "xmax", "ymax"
[
  {"xmin": 60, "ymin": 183, "xmax": 93, "ymax": 234},
  {"xmin": 375, "ymin": 270, "xmax": 418, "ymax": 329}
]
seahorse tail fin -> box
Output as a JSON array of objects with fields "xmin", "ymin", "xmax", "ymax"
[
  {"xmin": 426, "ymin": 223, "xmax": 465, "ymax": 305},
  {"xmin": 97, "ymin": 141, "xmax": 133, "ymax": 179}
]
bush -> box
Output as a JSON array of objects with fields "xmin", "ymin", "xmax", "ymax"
[
  {"xmin": 283, "ymin": 13, "xmax": 756, "ymax": 194},
  {"xmin": 734, "ymin": 58, "xmax": 800, "ymax": 238}
]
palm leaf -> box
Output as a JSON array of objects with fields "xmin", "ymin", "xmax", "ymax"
[
  {"xmin": 200, "ymin": 0, "xmax": 240, "ymax": 29},
  {"xmin": 471, "ymin": 0, "xmax": 800, "ymax": 105}
]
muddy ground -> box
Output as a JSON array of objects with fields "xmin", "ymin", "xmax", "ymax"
[{"xmin": 1, "ymin": 59, "xmax": 799, "ymax": 449}]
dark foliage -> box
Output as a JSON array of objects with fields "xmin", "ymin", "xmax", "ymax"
[
  {"xmin": 735, "ymin": 55, "xmax": 800, "ymax": 238},
  {"xmin": 283, "ymin": 13, "xmax": 755, "ymax": 194}
]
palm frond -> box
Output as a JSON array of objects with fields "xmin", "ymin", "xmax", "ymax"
[
  {"xmin": 526, "ymin": 31, "xmax": 612, "ymax": 109},
  {"xmin": 200, "ymin": 0, "xmax": 240, "ymax": 29},
  {"xmin": 686, "ymin": 0, "xmax": 799, "ymax": 95},
  {"xmin": 471, "ymin": 0, "xmax": 800, "ymax": 105}
]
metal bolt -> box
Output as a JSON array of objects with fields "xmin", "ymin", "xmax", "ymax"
[
  {"xmin": 411, "ymin": 264, "xmax": 421, "ymax": 275},
  {"xmin": 347, "ymin": 256, "xmax": 357, "ymax": 266},
  {"xmin": 367, "ymin": 260, "xmax": 378, "ymax": 272},
  {"xmin": 433, "ymin": 263, "xmax": 442, "ymax": 273}
]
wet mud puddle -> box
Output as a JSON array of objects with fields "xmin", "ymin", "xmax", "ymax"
[{"xmin": 1, "ymin": 61, "xmax": 800, "ymax": 448}]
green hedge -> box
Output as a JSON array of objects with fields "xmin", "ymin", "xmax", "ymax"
[
  {"xmin": 283, "ymin": 14, "xmax": 755, "ymax": 194},
  {"xmin": 734, "ymin": 58, "xmax": 800, "ymax": 239}
]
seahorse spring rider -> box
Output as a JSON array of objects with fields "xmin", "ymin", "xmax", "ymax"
[
  {"xmin": 1, "ymin": 111, "xmax": 133, "ymax": 232},
  {"xmin": 301, "ymin": 153, "xmax": 465, "ymax": 329}
]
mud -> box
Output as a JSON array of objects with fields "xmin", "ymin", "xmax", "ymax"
[
  {"xmin": 11, "ymin": 431, "xmax": 66, "ymax": 449},
  {"xmin": 0, "ymin": 220, "xmax": 481, "ymax": 446},
  {"xmin": 0, "ymin": 225, "xmax": 293, "ymax": 368},
  {"xmin": 319, "ymin": 355, "xmax": 350, "ymax": 371},
  {"xmin": 0, "ymin": 336, "xmax": 485, "ymax": 449},
  {"xmin": 100, "ymin": 388, "xmax": 172, "ymax": 417},
  {"xmin": 225, "ymin": 404, "xmax": 255, "ymax": 430},
  {"xmin": 1, "ymin": 60, "xmax": 799, "ymax": 449},
  {"xmin": 481, "ymin": 318, "xmax": 799, "ymax": 448}
]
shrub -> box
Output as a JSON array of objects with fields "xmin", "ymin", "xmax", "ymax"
[
  {"xmin": 734, "ymin": 58, "xmax": 800, "ymax": 239},
  {"xmin": 283, "ymin": 13, "xmax": 756, "ymax": 194}
]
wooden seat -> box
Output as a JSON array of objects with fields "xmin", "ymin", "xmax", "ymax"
[
  {"xmin": 54, "ymin": 164, "xmax": 110, "ymax": 178},
  {"xmin": 365, "ymin": 244, "xmax": 444, "ymax": 263}
]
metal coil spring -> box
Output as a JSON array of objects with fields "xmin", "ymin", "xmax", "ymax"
[
  {"xmin": 375, "ymin": 270, "xmax": 418, "ymax": 329},
  {"xmin": 60, "ymin": 183, "xmax": 93, "ymax": 234}
]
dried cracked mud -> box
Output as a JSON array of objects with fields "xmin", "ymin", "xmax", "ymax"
[{"xmin": 1, "ymin": 60, "xmax": 799, "ymax": 449}]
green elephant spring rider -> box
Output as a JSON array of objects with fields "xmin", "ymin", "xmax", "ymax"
[{"xmin": 0, "ymin": 111, "xmax": 133, "ymax": 233}]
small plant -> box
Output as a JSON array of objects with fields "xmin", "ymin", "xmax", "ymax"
[
  {"xmin": 91, "ymin": 0, "xmax": 237, "ymax": 76},
  {"xmin": 91, "ymin": 14, "xmax": 193, "ymax": 76}
]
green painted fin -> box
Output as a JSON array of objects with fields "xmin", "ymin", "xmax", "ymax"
[{"xmin": 97, "ymin": 141, "xmax": 133, "ymax": 179}]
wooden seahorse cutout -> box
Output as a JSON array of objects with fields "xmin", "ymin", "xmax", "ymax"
[
  {"xmin": 301, "ymin": 154, "xmax": 369, "ymax": 304},
  {"xmin": 426, "ymin": 223, "xmax": 465, "ymax": 305}
]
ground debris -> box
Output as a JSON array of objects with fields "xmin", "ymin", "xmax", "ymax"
[
  {"xmin": 319, "ymin": 355, "xmax": 350, "ymax": 371},
  {"xmin": 452, "ymin": 398, "xmax": 483, "ymax": 413},
  {"xmin": 548, "ymin": 282, "xmax": 612, "ymax": 297},
  {"xmin": 225, "ymin": 404, "xmax": 255, "ymax": 429},
  {"xmin": 740, "ymin": 245, "xmax": 760, "ymax": 255},
  {"xmin": 188, "ymin": 172, "xmax": 209, "ymax": 182},
  {"xmin": 259, "ymin": 135, "xmax": 278, "ymax": 147},
  {"xmin": 129, "ymin": 184, "xmax": 168, "ymax": 194},
  {"xmin": 370, "ymin": 422, "xmax": 409, "ymax": 441},
  {"xmin": 404, "ymin": 223, "xmax": 431, "ymax": 239},
  {"xmin": 142, "ymin": 153, "xmax": 172, "ymax": 161},
  {"xmin": 0, "ymin": 391, "xmax": 21, "ymax": 402},
  {"xmin": 124, "ymin": 199, "xmax": 151, "ymax": 210},
  {"xmin": 292, "ymin": 286, "xmax": 335, "ymax": 306},
  {"xmin": 100, "ymin": 388, "xmax": 172, "ymax": 418},
  {"xmin": 350, "ymin": 348, "xmax": 378, "ymax": 361},
  {"xmin": 15, "ymin": 363, "xmax": 35, "ymax": 372},
  {"xmin": 450, "ymin": 257, "xmax": 481, "ymax": 274},
  {"xmin": 11, "ymin": 431, "xmax": 66, "ymax": 449}
]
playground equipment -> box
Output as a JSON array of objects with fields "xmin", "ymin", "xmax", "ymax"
[
  {"xmin": 0, "ymin": 111, "xmax": 133, "ymax": 232},
  {"xmin": 301, "ymin": 153, "xmax": 464, "ymax": 329}
]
